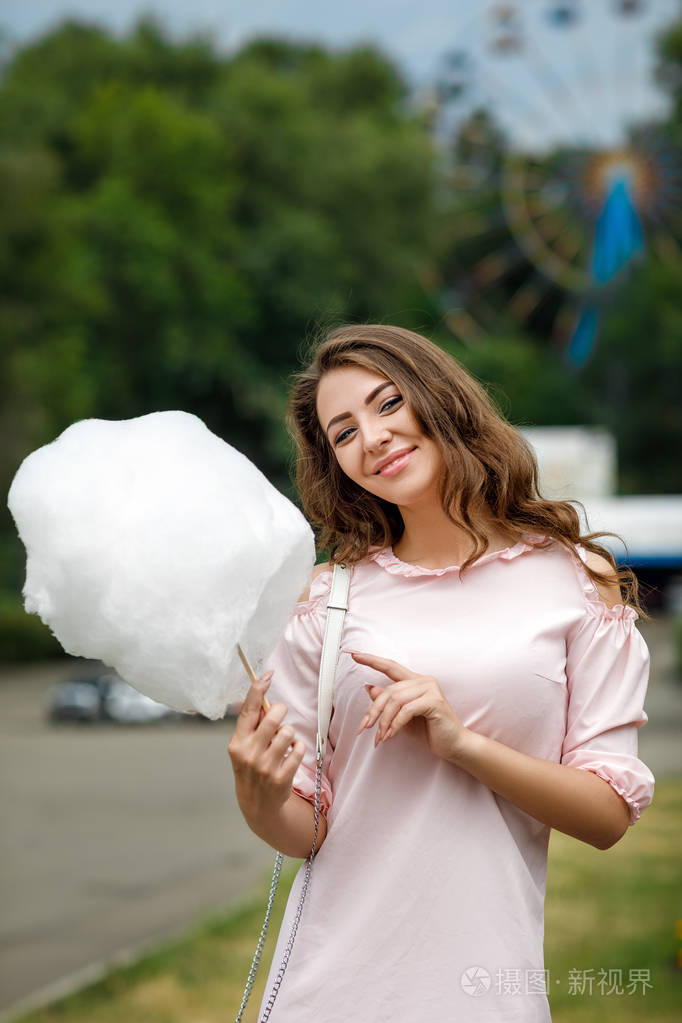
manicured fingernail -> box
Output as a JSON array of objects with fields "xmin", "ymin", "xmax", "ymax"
[{"xmin": 383, "ymin": 729, "xmax": 392, "ymax": 742}]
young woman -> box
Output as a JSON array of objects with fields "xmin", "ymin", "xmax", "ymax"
[{"xmin": 228, "ymin": 324, "xmax": 655, "ymax": 1022}]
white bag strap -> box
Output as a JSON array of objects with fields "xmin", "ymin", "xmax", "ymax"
[
  {"xmin": 316, "ymin": 562, "xmax": 351, "ymax": 759},
  {"xmin": 235, "ymin": 560, "xmax": 351, "ymax": 1023}
]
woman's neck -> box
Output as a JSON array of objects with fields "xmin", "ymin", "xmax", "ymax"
[{"xmin": 392, "ymin": 501, "xmax": 515, "ymax": 570}]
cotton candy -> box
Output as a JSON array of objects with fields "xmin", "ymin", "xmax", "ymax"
[{"xmin": 7, "ymin": 411, "xmax": 315, "ymax": 719}]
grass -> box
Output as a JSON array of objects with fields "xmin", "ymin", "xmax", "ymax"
[
  {"xmin": 14, "ymin": 780, "xmax": 682, "ymax": 1023},
  {"xmin": 544, "ymin": 777, "xmax": 682, "ymax": 1022},
  {"xmin": 12, "ymin": 887, "xmax": 294, "ymax": 1023}
]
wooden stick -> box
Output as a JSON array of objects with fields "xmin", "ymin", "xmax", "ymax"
[{"xmin": 237, "ymin": 642, "xmax": 270, "ymax": 711}]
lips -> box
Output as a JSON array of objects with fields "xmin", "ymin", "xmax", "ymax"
[{"xmin": 373, "ymin": 446, "xmax": 417, "ymax": 475}]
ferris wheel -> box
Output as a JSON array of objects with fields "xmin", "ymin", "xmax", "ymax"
[{"xmin": 432, "ymin": 0, "xmax": 682, "ymax": 367}]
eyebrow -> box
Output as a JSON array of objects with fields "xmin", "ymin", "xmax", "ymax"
[{"xmin": 326, "ymin": 381, "xmax": 395, "ymax": 434}]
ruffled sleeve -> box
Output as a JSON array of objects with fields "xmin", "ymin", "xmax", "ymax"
[
  {"xmin": 561, "ymin": 552, "xmax": 656, "ymax": 825},
  {"xmin": 265, "ymin": 570, "xmax": 334, "ymax": 819}
]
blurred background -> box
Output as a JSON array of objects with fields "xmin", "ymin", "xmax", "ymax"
[{"xmin": 0, "ymin": 1, "xmax": 681, "ymax": 1021}]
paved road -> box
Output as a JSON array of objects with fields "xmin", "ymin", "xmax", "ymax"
[
  {"xmin": 0, "ymin": 617, "xmax": 680, "ymax": 1019},
  {"xmin": 0, "ymin": 660, "xmax": 278, "ymax": 1019}
]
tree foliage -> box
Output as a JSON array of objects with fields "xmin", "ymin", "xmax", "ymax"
[{"xmin": 0, "ymin": 21, "xmax": 436, "ymax": 517}]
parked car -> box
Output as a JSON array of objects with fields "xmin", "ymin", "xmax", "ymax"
[{"xmin": 47, "ymin": 672, "xmax": 185, "ymax": 725}]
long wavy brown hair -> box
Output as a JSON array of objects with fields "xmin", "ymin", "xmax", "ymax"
[{"xmin": 287, "ymin": 324, "xmax": 645, "ymax": 615}]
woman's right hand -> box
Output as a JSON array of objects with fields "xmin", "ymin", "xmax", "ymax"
[{"xmin": 227, "ymin": 671, "xmax": 306, "ymax": 825}]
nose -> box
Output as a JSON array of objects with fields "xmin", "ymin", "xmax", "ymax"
[{"xmin": 361, "ymin": 422, "xmax": 391, "ymax": 453}]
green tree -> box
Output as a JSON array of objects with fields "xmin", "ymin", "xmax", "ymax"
[{"xmin": 0, "ymin": 19, "xmax": 437, "ymax": 612}]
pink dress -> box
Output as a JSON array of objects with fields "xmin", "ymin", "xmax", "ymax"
[{"xmin": 257, "ymin": 534, "xmax": 655, "ymax": 1022}]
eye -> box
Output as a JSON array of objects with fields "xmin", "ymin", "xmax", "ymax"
[
  {"xmin": 334, "ymin": 426, "xmax": 354, "ymax": 446},
  {"xmin": 380, "ymin": 395, "xmax": 403, "ymax": 413}
]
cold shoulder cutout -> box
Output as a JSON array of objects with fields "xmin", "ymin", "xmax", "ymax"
[
  {"xmin": 573, "ymin": 543, "xmax": 638, "ymax": 620},
  {"xmin": 577, "ymin": 547, "xmax": 624, "ymax": 611},
  {"xmin": 296, "ymin": 561, "xmax": 332, "ymax": 605}
]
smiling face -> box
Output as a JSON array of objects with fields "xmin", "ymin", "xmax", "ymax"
[{"xmin": 315, "ymin": 364, "xmax": 446, "ymax": 509}]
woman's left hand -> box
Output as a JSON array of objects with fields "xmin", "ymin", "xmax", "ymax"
[{"xmin": 347, "ymin": 650, "xmax": 469, "ymax": 763}]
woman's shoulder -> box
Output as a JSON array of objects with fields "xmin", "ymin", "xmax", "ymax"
[
  {"xmin": 568, "ymin": 543, "xmax": 637, "ymax": 621},
  {"xmin": 297, "ymin": 561, "xmax": 333, "ymax": 603},
  {"xmin": 525, "ymin": 536, "xmax": 632, "ymax": 622},
  {"xmin": 575, "ymin": 548, "xmax": 623, "ymax": 611},
  {"xmin": 294, "ymin": 554, "xmax": 376, "ymax": 610}
]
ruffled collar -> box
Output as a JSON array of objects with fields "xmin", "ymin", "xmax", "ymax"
[{"xmin": 368, "ymin": 534, "xmax": 546, "ymax": 578}]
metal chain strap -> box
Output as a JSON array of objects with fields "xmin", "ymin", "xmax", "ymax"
[
  {"xmin": 234, "ymin": 748, "xmax": 323, "ymax": 1023},
  {"xmin": 233, "ymin": 852, "xmax": 283, "ymax": 1023}
]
